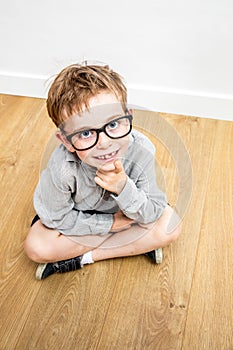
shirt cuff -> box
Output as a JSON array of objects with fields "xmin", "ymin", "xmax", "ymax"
[
  {"xmin": 94, "ymin": 213, "xmax": 114, "ymax": 235},
  {"xmin": 110, "ymin": 177, "xmax": 137, "ymax": 211}
]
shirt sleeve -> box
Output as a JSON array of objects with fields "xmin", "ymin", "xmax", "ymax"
[
  {"xmin": 111, "ymin": 149, "xmax": 167, "ymax": 224},
  {"xmin": 33, "ymin": 165, "xmax": 113, "ymax": 236}
]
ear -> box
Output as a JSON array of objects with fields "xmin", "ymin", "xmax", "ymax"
[
  {"xmin": 128, "ymin": 108, "xmax": 133, "ymax": 115},
  {"xmin": 56, "ymin": 130, "xmax": 76, "ymax": 152}
]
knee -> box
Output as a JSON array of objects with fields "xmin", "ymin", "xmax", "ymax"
[
  {"xmin": 24, "ymin": 227, "xmax": 53, "ymax": 263},
  {"xmin": 152, "ymin": 206, "xmax": 183, "ymax": 246},
  {"xmin": 165, "ymin": 220, "xmax": 182, "ymax": 244},
  {"xmin": 152, "ymin": 224, "xmax": 182, "ymax": 247},
  {"xmin": 24, "ymin": 233, "xmax": 45, "ymax": 263}
]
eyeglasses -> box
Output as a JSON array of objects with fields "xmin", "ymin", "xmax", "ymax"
[{"xmin": 61, "ymin": 114, "xmax": 133, "ymax": 151}]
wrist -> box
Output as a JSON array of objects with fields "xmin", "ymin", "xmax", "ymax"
[{"xmin": 115, "ymin": 177, "xmax": 127, "ymax": 195}]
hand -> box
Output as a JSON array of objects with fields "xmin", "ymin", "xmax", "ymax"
[
  {"xmin": 138, "ymin": 222, "xmax": 155, "ymax": 229},
  {"xmin": 94, "ymin": 159, "xmax": 127, "ymax": 195},
  {"xmin": 110, "ymin": 210, "xmax": 135, "ymax": 232}
]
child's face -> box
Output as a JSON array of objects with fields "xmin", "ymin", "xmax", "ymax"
[{"xmin": 58, "ymin": 92, "xmax": 131, "ymax": 169}]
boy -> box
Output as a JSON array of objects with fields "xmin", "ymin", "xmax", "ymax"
[{"xmin": 24, "ymin": 63, "xmax": 182, "ymax": 280}]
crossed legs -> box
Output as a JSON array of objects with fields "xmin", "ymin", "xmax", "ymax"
[{"xmin": 24, "ymin": 205, "xmax": 182, "ymax": 264}]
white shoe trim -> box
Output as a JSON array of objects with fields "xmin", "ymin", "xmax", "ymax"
[{"xmin": 36, "ymin": 263, "xmax": 47, "ymax": 280}]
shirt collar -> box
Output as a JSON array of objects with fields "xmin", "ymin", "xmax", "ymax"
[{"xmin": 64, "ymin": 147, "xmax": 81, "ymax": 163}]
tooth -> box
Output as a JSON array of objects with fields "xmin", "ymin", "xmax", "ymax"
[{"xmin": 97, "ymin": 151, "xmax": 116, "ymax": 160}]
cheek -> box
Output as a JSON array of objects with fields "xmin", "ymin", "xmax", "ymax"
[
  {"xmin": 76, "ymin": 150, "xmax": 92, "ymax": 162},
  {"xmin": 119, "ymin": 137, "xmax": 130, "ymax": 151}
]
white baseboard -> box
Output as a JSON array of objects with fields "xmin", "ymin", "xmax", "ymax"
[
  {"xmin": 128, "ymin": 85, "xmax": 233, "ymax": 122},
  {"xmin": 0, "ymin": 72, "xmax": 232, "ymax": 121},
  {"xmin": 0, "ymin": 72, "xmax": 50, "ymax": 99}
]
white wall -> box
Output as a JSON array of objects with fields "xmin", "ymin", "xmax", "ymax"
[{"xmin": 1, "ymin": 0, "xmax": 233, "ymax": 121}]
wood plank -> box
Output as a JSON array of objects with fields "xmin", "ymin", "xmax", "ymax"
[
  {"xmin": 0, "ymin": 95, "xmax": 232, "ymax": 350},
  {"xmin": 0, "ymin": 95, "xmax": 55, "ymax": 349},
  {"xmin": 0, "ymin": 94, "xmax": 122, "ymax": 350},
  {"xmin": 96, "ymin": 112, "xmax": 218, "ymax": 349},
  {"xmin": 15, "ymin": 260, "xmax": 123, "ymax": 350},
  {"xmin": 182, "ymin": 121, "xmax": 233, "ymax": 349}
]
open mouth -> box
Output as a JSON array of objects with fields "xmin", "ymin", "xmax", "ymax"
[{"xmin": 94, "ymin": 150, "xmax": 119, "ymax": 161}]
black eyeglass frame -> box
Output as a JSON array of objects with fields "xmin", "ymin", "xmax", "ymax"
[{"xmin": 61, "ymin": 114, "xmax": 133, "ymax": 151}]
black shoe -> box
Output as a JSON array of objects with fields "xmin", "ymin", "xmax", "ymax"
[
  {"xmin": 145, "ymin": 248, "xmax": 163, "ymax": 264},
  {"xmin": 36, "ymin": 256, "xmax": 83, "ymax": 280}
]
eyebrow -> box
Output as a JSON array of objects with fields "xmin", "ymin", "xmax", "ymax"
[{"xmin": 67, "ymin": 114, "xmax": 123, "ymax": 133}]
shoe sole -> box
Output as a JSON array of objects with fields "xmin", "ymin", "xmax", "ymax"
[
  {"xmin": 36, "ymin": 263, "xmax": 47, "ymax": 280},
  {"xmin": 155, "ymin": 248, "xmax": 163, "ymax": 264}
]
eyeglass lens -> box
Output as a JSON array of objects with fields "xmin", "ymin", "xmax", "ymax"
[{"xmin": 71, "ymin": 116, "xmax": 131, "ymax": 150}]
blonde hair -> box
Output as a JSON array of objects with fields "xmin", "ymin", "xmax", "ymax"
[{"xmin": 46, "ymin": 63, "xmax": 127, "ymax": 127}]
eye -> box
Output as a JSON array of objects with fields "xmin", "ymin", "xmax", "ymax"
[
  {"xmin": 108, "ymin": 120, "xmax": 119, "ymax": 130},
  {"xmin": 80, "ymin": 130, "xmax": 93, "ymax": 139}
]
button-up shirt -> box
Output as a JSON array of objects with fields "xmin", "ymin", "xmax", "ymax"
[{"xmin": 34, "ymin": 129, "xmax": 167, "ymax": 236}]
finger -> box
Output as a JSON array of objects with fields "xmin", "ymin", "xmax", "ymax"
[
  {"xmin": 114, "ymin": 159, "xmax": 123, "ymax": 173},
  {"xmin": 95, "ymin": 171, "xmax": 108, "ymax": 182},
  {"xmin": 94, "ymin": 176, "xmax": 105, "ymax": 188},
  {"xmin": 96, "ymin": 170, "xmax": 111, "ymax": 179}
]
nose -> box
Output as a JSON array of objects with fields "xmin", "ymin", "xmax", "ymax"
[{"xmin": 96, "ymin": 131, "xmax": 112, "ymax": 149}]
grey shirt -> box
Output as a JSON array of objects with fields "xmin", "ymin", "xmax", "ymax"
[{"xmin": 34, "ymin": 129, "xmax": 167, "ymax": 236}]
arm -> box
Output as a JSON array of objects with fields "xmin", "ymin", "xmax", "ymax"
[
  {"xmin": 112, "ymin": 158, "xmax": 167, "ymax": 223},
  {"xmin": 110, "ymin": 210, "xmax": 135, "ymax": 232},
  {"xmin": 33, "ymin": 165, "xmax": 114, "ymax": 236},
  {"xmin": 95, "ymin": 152, "xmax": 167, "ymax": 224}
]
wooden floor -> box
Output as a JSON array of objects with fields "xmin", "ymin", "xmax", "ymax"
[{"xmin": 0, "ymin": 94, "xmax": 232, "ymax": 350}]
